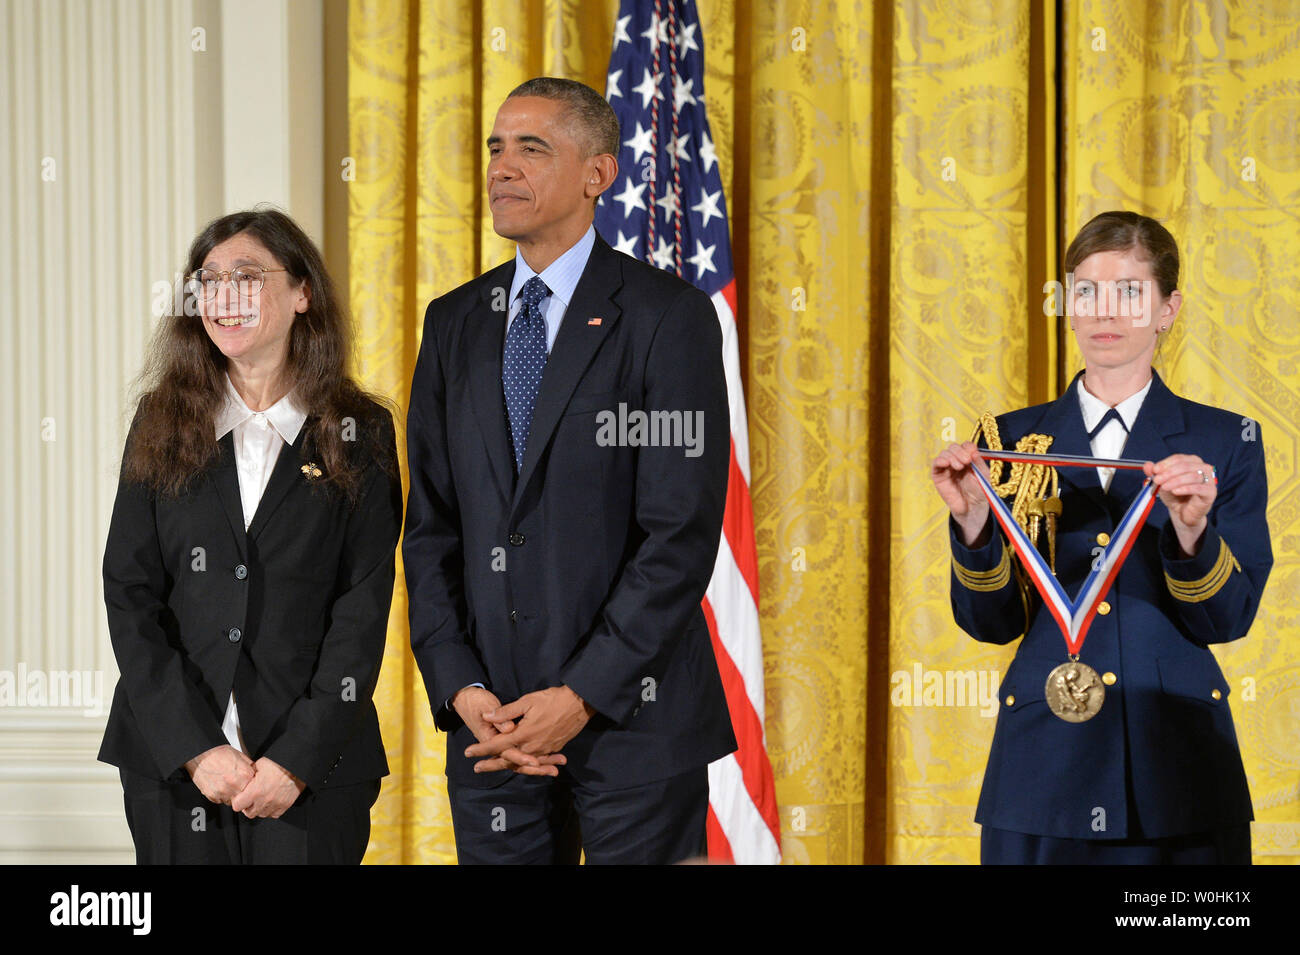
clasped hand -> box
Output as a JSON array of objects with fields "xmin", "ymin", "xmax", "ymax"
[
  {"xmin": 184, "ymin": 745, "xmax": 306, "ymax": 818},
  {"xmin": 454, "ymin": 685, "xmax": 595, "ymax": 776}
]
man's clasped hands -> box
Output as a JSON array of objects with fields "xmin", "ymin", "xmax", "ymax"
[{"xmin": 453, "ymin": 684, "xmax": 597, "ymax": 776}]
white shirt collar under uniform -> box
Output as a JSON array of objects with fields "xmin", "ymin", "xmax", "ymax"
[{"xmin": 1076, "ymin": 374, "xmax": 1152, "ymax": 490}]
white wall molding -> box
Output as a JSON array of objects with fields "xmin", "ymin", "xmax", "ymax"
[{"xmin": 1, "ymin": 0, "xmax": 326, "ymax": 866}]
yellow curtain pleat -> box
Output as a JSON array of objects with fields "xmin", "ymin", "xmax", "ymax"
[
  {"xmin": 741, "ymin": 1, "xmax": 876, "ymax": 865},
  {"xmin": 1028, "ymin": 0, "xmax": 1058, "ymax": 403},
  {"xmin": 1062, "ymin": 0, "xmax": 1300, "ymax": 865},
  {"xmin": 887, "ymin": 0, "xmax": 1038, "ymax": 865},
  {"xmin": 349, "ymin": 0, "xmax": 439, "ymax": 865}
]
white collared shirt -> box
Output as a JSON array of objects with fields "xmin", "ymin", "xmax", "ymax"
[
  {"xmin": 213, "ymin": 373, "xmax": 308, "ymax": 753},
  {"xmin": 1076, "ymin": 375, "xmax": 1152, "ymax": 491},
  {"xmin": 505, "ymin": 224, "xmax": 597, "ymax": 353}
]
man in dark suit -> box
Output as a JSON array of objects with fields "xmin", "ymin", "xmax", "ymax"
[{"xmin": 403, "ymin": 77, "xmax": 736, "ymax": 864}]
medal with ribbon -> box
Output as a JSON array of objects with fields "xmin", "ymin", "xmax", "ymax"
[{"xmin": 969, "ymin": 446, "xmax": 1158, "ymax": 723}]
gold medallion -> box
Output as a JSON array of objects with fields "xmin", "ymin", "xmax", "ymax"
[{"xmin": 1045, "ymin": 660, "xmax": 1104, "ymax": 723}]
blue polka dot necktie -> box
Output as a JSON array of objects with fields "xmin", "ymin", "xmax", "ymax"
[{"xmin": 503, "ymin": 275, "xmax": 550, "ymax": 473}]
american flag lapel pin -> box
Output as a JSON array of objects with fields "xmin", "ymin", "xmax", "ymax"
[{"xmin": 588, "ymin": 317, "xmax": 602, "ymax": 326}]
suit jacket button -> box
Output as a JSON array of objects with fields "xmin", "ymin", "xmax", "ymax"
[
  {"xmin": 1211, "ymin": 688, "xmax": 1222, "ymax": 701},
  {"xmin": 1097, "ymin": 601, "xmax": 1111, "ymax": 615},
  {"xmin": 509, "ymin": 533, "xmax": 525, "ymax": 546},
  {"xmin": 1096, "ymin": 532, "xmax": 1111, "ymax": 546},
  {"xmin": 234, "ymin": 564, "xmax": 248, "ymax": 580},
  {"xmin": 1005, "ymin": 695, "xmax": 1015, "ymax": 706},
  {"xmin": 510, "ymin": 610, "xmax": 518, "ymax": 622},
  {"xmin": 228, "ymin": 627, "xmax": 242, "ymax": 643},
  {"xmin": 1102, "ymin": 671, "xmax": 1117, "ymax": 685}
]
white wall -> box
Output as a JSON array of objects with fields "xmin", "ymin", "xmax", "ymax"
[{"xmin": 0, "ymin": 0, "xmax": 325, "ymax": 864}]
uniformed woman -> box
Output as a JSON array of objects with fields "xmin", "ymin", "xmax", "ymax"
[
  {"xmin": 931, "ymin": 210, "xmax": 1272, "ymax": 864},
  {"xmin": 99, "ymin": 208, "xmax": 402, "ymax": 864}
]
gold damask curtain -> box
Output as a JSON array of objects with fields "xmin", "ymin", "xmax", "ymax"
[{"xmin": 346, "ymin": 0, "xmax": 1299, "ymax": 864}]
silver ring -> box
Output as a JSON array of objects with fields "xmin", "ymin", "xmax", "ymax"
[{"xmin": 1198, "ymin": 469, "xmax": 1208, "ymax": 484}]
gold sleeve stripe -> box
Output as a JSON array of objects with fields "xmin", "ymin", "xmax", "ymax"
[
  {"xmin": 1166, "ymin": 540, "xmax": 1234, "ymax": 601},
  {"xmin": 953, "ymin": 544, "xmax": 1011, "ymax": 592},
  {"xmin": 1166, "ymin": 539, "xmax": 1241, "ymax": 603},
  {"xmin": 1167, "ymin": 538, "xmax": 1235, "ymax": 599}
]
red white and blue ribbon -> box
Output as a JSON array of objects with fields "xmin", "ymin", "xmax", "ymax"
[
  {"xmin": 970, "ymin": 449, "xmax": 1158, "ymax": 655},
  {"xmin": 977, "ymin": 449, "xmax": 1149, "ymax": 470}
]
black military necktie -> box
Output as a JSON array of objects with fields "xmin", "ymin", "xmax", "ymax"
[{"xmin": 1087, "ymin": 407, "xmax": 1128, "ymax": 441}]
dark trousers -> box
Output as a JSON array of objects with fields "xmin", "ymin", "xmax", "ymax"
[
  {"xmin": 981, "ymin": 824, "xmax": 1253, "ymax": 864},
  {"xmin": 120, "ymin": 768, "xmax": 381, "ymax": 865},
  {"xmin": 447, "ymin": 765, "xmax": 708, "ymax": 865}
]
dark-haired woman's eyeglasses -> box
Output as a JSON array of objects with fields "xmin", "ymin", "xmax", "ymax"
[{"xmin": 187, "ymin": 266, "xmax": 286, "ymax": 301}]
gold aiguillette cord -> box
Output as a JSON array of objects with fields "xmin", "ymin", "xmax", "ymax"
[{"xmin": 972, "ymin": 412, "xmax": 1061, "ymax": 573}]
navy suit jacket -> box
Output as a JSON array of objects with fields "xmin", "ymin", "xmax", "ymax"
[
  {"xmin": 403, "ymin": 233, "xmax": 737, "ymax": 791},
  {"xmin": 99, "ymin": 401, "xmax": 401, "ymax": 791},
  {"xmin": 950, "ymin": 369, "xmax": 1271, "ymax": 839}
]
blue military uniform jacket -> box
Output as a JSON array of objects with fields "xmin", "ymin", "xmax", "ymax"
[{"xmin": 950, "ymin": 369, "xmax": 1272, "ymax": 840}]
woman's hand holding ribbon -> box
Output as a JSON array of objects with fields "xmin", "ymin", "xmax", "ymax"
[
  {"xmin": 1145, "ymin": 453, "xmax": 1217, "ymax": 557},
  {"xmin": 932, "ymin": 441, "xmax": 993, "ymax": 547}
]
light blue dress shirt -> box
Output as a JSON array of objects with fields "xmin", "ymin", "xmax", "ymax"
[{"xmin": 505, "ymin": 224, "xmax": 597, "ymax": 353}]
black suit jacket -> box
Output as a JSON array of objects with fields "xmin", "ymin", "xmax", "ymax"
[
  {"xmin": 404, "ymin": 233, "xmax": 737, "ymax": 790},
  {"xmin": 98, "ymin": 400, "xmax": 402, "ymax": 791}
]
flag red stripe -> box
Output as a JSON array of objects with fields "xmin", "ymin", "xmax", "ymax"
[
  {"xmin": 720, "ymin": 278, "xmax": 738, "ymax": 319},
  {"xmin": 723, "ymin": 439, "xmax": 761, "ymax": 608},
  {"xmin": 703, "ymin": 597, "xmax": 782, "ymax": 849},
  {"xmin": 706, "ymin": 805, "xmax": 734, "ymax": 863}
]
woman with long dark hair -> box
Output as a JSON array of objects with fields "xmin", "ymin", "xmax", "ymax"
[
  {"xmin": 99, "ymin": 207, "xmax": 402, "ymax": 864},
  {"xmin": 932, "ymin": 211, "xmax": 1271, "ymax": 864}
]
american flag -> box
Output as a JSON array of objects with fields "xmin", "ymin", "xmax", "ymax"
[{"xmin": 595, "ymin": 0, "xmax": 780, "ymax": 864}]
